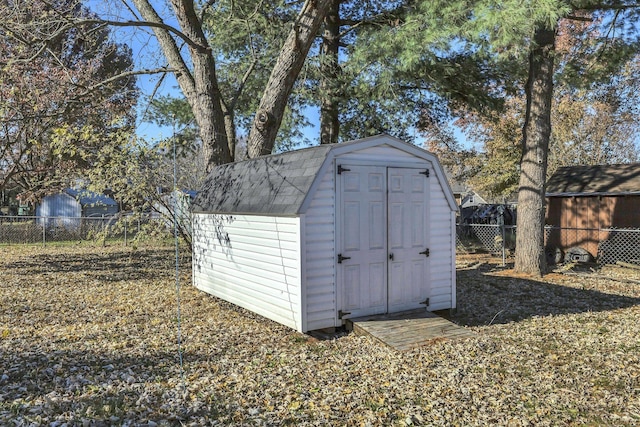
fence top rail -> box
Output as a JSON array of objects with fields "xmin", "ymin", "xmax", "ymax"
[
  {"xmin": 457, "ymin": 223, "xmax": 640, "ymax": 232},
  {"xmin": 0, "ymin": 214, "xmax": 128, "ymax": 221},
  {"xmin": 457, "ymin": 223, "xmax": 517, "ymax": 229},
  {"xmin": 543, "ymin": 226, "xmax": 640, "ymax": 232}
]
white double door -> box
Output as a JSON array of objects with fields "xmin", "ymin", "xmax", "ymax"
[{"xmin": 339, "ymin": 165, "xmax": 429, "ymax": 319}]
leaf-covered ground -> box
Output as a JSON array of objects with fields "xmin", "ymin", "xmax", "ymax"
[{"xmin": 1, "ymin": 245, "xmax": 639, "ymax": 426}]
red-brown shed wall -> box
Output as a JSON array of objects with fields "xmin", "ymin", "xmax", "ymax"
[{"xmin": 545, "ymin": 195, "xmax": 640, "ymax": 257}]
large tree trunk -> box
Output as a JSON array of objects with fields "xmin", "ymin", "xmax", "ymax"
[
  {"xmin": 319, "ymin": 0, "xmax": 341, "ymax": 145},
  {"xmin": 132, "ymin": 0, "xmax": 232, "ymax": 171},
  {"xmin": 168, "ymin": 0, "xmax": 232, "ymax": 170},
  {"xmin": 514, "ymin": 27, "xmax": 556, "ymax": 276},
  {"xmin": 246, "ymin": 0, "xmax": 332, "ymax": 158}
]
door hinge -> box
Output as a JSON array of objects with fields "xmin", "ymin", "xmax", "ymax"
[
  {"xmin": 419, "ymin": 248, "xmax": 430, "ymax": 257},
  {"xmin": 337, "ymin": 165, "xmax": 351, "ymax": 174},
  {"xmin": 338, "ymin": 309, "xmax": 351, "ymax": 319},
  {"xmin": 337, "ymin": 253, "xmax": 351, "ymax": 264},
  {"xmin": 419, "ymin": 169, "xmax": 430, "ymax": 177},
  {"xmin": 420, "ymin": 298, "xmax": 430, "ymax": 306}
]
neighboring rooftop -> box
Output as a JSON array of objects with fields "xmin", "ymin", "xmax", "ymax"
[
  {"xmin": 65, "ymin": 189, "xmax": 118, "ymax": 206},
  {"xmin": 546, "ymin": 163, "xmax": 640, "ymax": 196},
  {"xmin": 445, "ymin": 170, "xmax": 467, "ymax": 195}
]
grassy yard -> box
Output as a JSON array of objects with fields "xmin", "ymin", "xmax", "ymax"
[{"xmin": 1, "ymin": 245, "xmax": 639, "ymax": 426}]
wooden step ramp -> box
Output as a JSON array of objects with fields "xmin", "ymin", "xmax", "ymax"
[{"xmin": 347, "ymin": 309, "xmax": 476, "ymax": 351}]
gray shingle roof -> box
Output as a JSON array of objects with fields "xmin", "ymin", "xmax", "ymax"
[
  {"xmin": 444, "ymin": 169, "xmax": 467, "ymax": 195},
  {"xmin": 192, "ymin": 145, "xmax": 333, "ymax": 215},
  {"xmin": 546, "ymin": 163, "xmax": 640, "ymax": 196}
]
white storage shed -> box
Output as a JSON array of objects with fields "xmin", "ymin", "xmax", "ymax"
[
  {"xmin": 36, "ymin": 188, "xmax": 119, "ymax": 228},
  {"xmin": 192, "ymin": 135, "xmax": 457, "ymax": 332}
]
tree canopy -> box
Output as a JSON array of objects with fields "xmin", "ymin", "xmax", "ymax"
[
  {"xmin": 422, "ymin": 6, "xmax": 640, "ymax": 199},
  {"xmin": 0, "ymin": 0, "xmax": 137, "ymax": 201}
]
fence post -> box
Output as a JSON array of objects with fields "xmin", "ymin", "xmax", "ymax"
[
  {"xmin": 497, "ymin": 206, "xmax": 506, "ymax": 267},
  {"xmin": 42, "ymin": 216, "xmax": 46, "ymax": 247},
  {"xmin": 501, "ymin": 223, "xmax": 506, "ymax": 267},
  {"xmin": 124, "ymin": 219, "xmax": 128, "ymax": 247}
]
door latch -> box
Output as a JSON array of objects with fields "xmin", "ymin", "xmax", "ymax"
[
  {"xmin": 337, "ymin": 165, "xmax": 351, "ymax": 174},
  {"xmin": 338, "ymin": 310, "xmax": 351, "ymax": 319},
  {"xmin": 419, "ymin": 248, "xmax": 430, "ymax": 257},
  {"xmin": 389, "ymin": 253, "xmax": 394, "ymax": 261},
  {"xmin": 337, "ymin": 253, "xmax": 351, "ymax": 264}
]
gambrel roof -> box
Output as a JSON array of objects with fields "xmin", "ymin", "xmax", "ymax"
[
  {"xmin": 546, "ymin": 163, "xmax": 640, "ymax": 197},
  {"xmin": 193, "ymin": 145, "xmax": 332, "ymax": 215},
  {"xmin": 193, "ymin": 135, "xmax": 457, "ymax": 215}
]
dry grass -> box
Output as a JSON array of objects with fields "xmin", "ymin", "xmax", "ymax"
[{"xmin": 1, "ymin": 245, "xmax": 639, "ymax": 426}]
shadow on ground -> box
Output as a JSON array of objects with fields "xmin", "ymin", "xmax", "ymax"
[
  {"xmin": 449, "ymin": 263, "xmax": 640, "ymax": 327},
  {"xmin": 0, "ymin": 346, "xmax": 227, "ymax": 424},
  {"xmin": 2, "ymin": 248, "xmax": 191, "ymax": 282}
]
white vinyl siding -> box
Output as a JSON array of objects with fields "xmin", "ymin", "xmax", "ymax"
[
  {"xmin": 36, "ymin": 194, "xmax": 81, "ymax": 228},
  {"xmin": 338, "ymin": 144, "xmax": 418, "ymax": 163},
  {"xmin": 36, "ymin": 193, "xmax": 81, "ymax": 218},
  {"xmin": 427, "ymin": 170, "xmax": 456, "ymax": 310},
  {"xmin": 302, "ymin": 167, "xmax": 338, "ymax": 330},
  {"xmin": 192, "ymin": 214, "xmax": 304, "ymax": 331}
]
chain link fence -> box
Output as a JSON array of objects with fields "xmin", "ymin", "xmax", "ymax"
[
  {"xmin": 457, "ymin": 223, "xmax": 640, "ymax": 266},
  {"xmin": 0, "ymin": 215, "xmax": 174, "ymax": 246},
  {"xmin": 594, "ymin": 228, "xmax": 640, "ymax": 266},
  {"xmin": 456, "ymin": 224, "xmax": 516, "ymax": 259}
]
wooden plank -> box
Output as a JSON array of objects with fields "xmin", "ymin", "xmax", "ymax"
[{"xmin": 348, "ymin": 310, "xmax": 476, "ymax": 351}]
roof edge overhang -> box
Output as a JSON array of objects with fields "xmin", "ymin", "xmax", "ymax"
[{"xmin": 191, "ymin": 209, "xmax": 300, "ymax": 218}]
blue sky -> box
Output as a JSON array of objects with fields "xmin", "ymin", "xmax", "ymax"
[{"xmin": 86, "ymin": 1, "xmax": 185, "ymax": 142}]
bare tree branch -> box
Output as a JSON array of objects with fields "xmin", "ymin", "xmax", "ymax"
[
  {"xmin": 85, "ymin": 19, "xmax": 210, "ymax": 51},
  {"xmin": 131, "ymin": 0, "xmax": 196, "ymax": 95},
  {"xmin": 230, "ymin": 59, "xmax": 258, "ymax": 111},
  {"xmin": 76, "ymin": 67, "xmax": 178, "ymax": 96}
]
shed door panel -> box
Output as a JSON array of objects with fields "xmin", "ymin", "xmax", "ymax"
[
  {"xmin": 339, "ymin": 165, "xmax": 429, "ymax": 319},
  {"xmin": 387, "ymin": 168, "xmax": 429, "ymax": 312},
  {"xmin": 340, "ymin": 166, "xmax": 387, "ymax": 317}
]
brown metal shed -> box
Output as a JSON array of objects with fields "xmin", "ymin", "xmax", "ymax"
[{"xmin": 545, "ymin": 163, "xmax": 640, "ymax": 259}]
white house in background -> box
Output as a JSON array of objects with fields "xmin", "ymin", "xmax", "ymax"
[
  {"xmin": 36, "ymin": 188, "xmax": 119, "ymax": 228},
  {"xmin": 153, "ymin": 189, "xmax": 197, "ymax": 233},
  {"xmin": 191, "ymin": 134, "xmax": 458, "ymax": 333},
  {"xmin": 460, "ymin": 191, "xmax": 488, "ymax": 209}
]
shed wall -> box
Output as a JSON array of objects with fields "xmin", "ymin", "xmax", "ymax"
[
  {"xmin": 427, "ymin": 164, "xmax": 456, "ymax": 310},
  {"xmin": 546, "ymin": 195, "xmax": 640, "ymax": 257},
  {"xmin": 302, "ymin": 166, "xmax": 337, "ymax": 330},
  {"xmin": 36, "ymin": 194, "xmax": 81, "ymax": 218},
  {"xmin": 337, "ymin": 145, "xmax": 418, "ymax": 163},
  {"xmin": 192, "ymin": 214, "xmax": 304, "ymax": 331},
  {"xmin": 83, "ymin": 205, "xmax": 119, "ymax": 217},
  {"xmin": 36, "ymin": 194, "xmax": 81, "ymax": 228}
]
